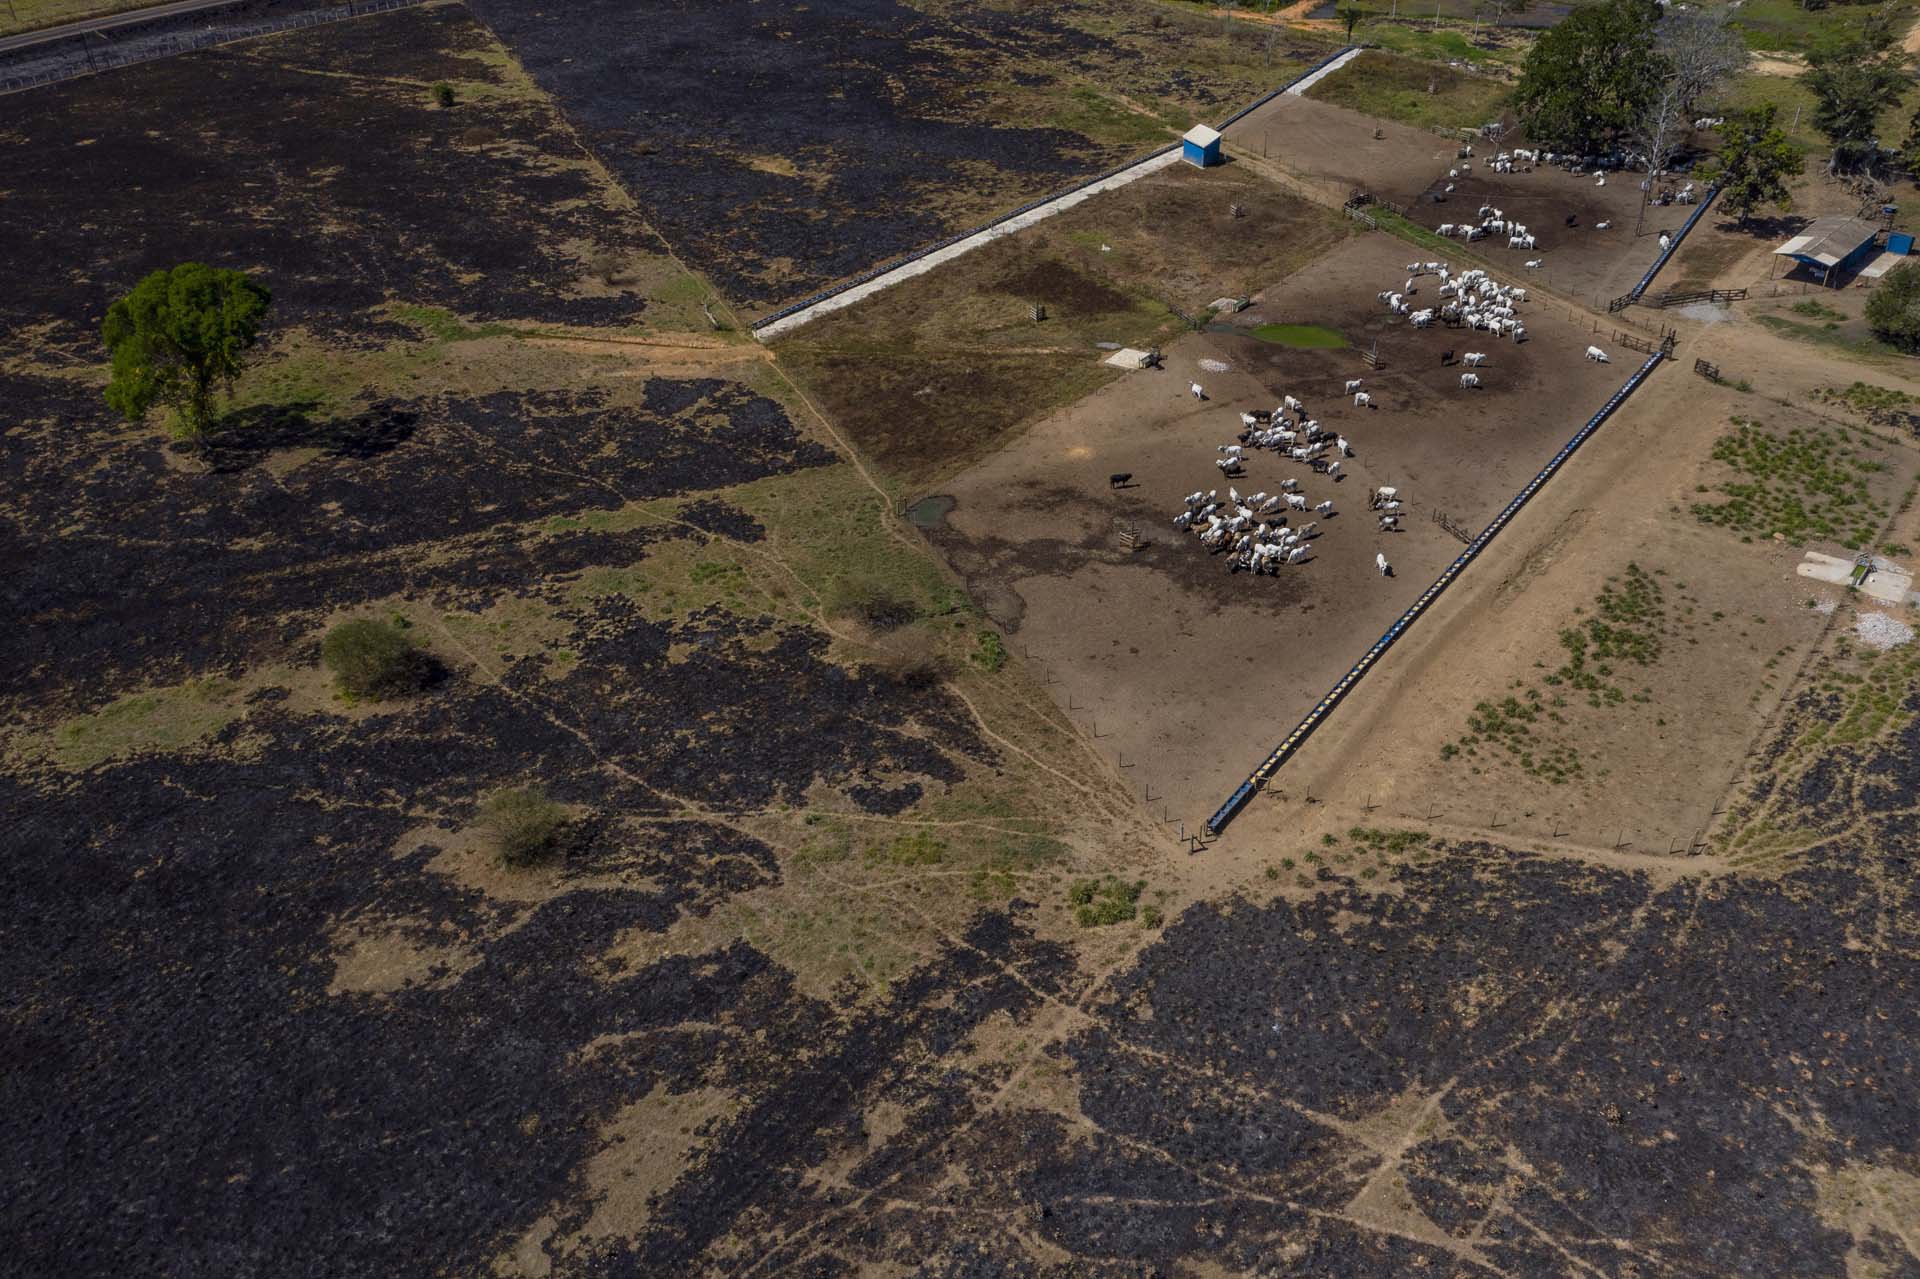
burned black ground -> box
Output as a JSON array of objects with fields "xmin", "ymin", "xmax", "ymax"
[
  {"xmin": 2, "ymin": 374, "xmax": 834, "ymax": 707},
  {"xmin": 462, "ymin": 0, "xmax": 1325, "ymax": 310},
  {"xmin": 0, "ymin": 4, "xmax": 657, "ymax": 354}
]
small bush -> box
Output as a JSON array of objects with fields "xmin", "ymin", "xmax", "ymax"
[
  {"xmin": 482, "ymin": 787, "xmax": 568, "ymax": 867},
  {"xmin": 321, "ymin": 619, "xmax": 430, "ymax": 700},
  {"xmin": 879, "ymin": 830, "xmax": 945, "ymax": 866},
  {"xmin": 586, "ymin": 248, "xmax": 623, "ymax": 285},
  {"xmin": 1140, "ymin": 904, "xmax": 1165, "ymax": 929},
  {"xmin": 972, "ymin": 629, "xmax": 1008, "ymax": 672},
  {"xmin": 1867, "ymin": 261, "xmax": 1920, "ymax": 351},
  {"xmin": 432, "ymin": 82, "xmax": 456, "ymax": 108},
  {"xmin": 826, "ymin": 577, "xmax": 917, "ymax": 631},
  {"xmin": 1071, "ymin": 876, "xmax": 1143, "ymax": 927}
]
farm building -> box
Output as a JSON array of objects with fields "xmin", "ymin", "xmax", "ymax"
[
  {"xmin": 1183, "ymin": 124, "xmax": 1221, "ymax": 168},
  {"xmin": 1772, "ymin": 216, "xmax": 1886, "ymax": 286}
]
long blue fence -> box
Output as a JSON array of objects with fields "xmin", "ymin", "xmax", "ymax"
[
  {"xmin": 1617, "ymin": 183, "xmax": 1721, "ymax": 305},
  {"xmin": 1205, "ymin": 348, "xmax": 1667, "ymax": 836},
  {"xmin": 750, "ymin": 44, "xmax": 1359, "ymax": 334}
]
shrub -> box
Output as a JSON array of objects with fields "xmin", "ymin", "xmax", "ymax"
[
  {"xmin": 1866, "ymin": 261, "xmax": 1920, "ymax": 351},
  {"xmin": 431, "ymin": 82, "xmax": 456, "ymax": 108},
  {"xmin": 972, "ymin": 629, "xmax": 1008, "ymax": 672},
  {"xmin": 1140, "ymin": 904, "xmax": 1165, "ymax": 929},
  {"xmin": 879, "ymin": 830, "xmax": 945, "ymax": 866},
  {"xmin": 826, "ymin": 577, "xmax": 917, "ymax": 631},
  {"xmin": 321, "ymin": 619, "xmax": 430, "ymax": 699},
  {"xmin": 1071, "ymin": 876, "xmax": 1143, "ymax": 927},
  {"xmin": 587, "ymin": 248, "xmax": 623, "ymax": 285},
  {"xmin": 481, "ymin": 787, "xmax": 568, "ymax": 867}
]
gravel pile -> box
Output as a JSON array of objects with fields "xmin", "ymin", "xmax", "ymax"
[{"xmin": 1855, "ymin": 611, "xmax": 1915, "ymax": 649}]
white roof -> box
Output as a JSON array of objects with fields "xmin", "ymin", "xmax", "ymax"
[
  {"xmin": 1773, "ymin": 216, "xmax": 1879, "ymax": 267},
  {"xmin": 1184, "ymin": 124, "xmax": 1221, "ymax": 147}
]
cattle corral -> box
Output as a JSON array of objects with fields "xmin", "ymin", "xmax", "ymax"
[
  {"xmin": 925, "ymin": 232, "xmax": 1637, "ymax": 815},
  {"xmin": 1406, "ymin": 151, "xmax": 1699, "ymax": 303},
  {"xmin": 1226, "ymin": 91, "xmax": 1700, "ymax": 305}
]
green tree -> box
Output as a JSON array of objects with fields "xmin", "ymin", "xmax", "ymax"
[
  {"xmin": 1866, "ymin": 259, "xmax": 1920, "ymax": 350},
  {"xmin": 1803, "ymin": 8, "xmax": 1910, "ymax": 175},
  {"xmin": 1337, "ymin": 3, "xmax": 1362, "ymax": 41},
  {"xmin": 1703, "ymin": 104, "xmax": 1802, "ymax": 225},
  {"xmin": 321, "ymin": 618, "xmax": 432, "ymax": 699},
  {"xmin": 101, "ymin": 263, "xmax": 272, "ymax": 442},
  {"xmin": 1512, "ymin": 0, "xmax": 1668, "ymax": 154}
]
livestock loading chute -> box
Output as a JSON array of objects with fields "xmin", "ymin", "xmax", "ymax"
[{"xmin": 1204, "ymin": 348, "xmax": 1671, "ymax": 838}]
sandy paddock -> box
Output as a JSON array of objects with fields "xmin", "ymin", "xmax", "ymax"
[
  {"xmin": 1225, "ymin": 92, "xmax": 1455, "ymax": 209},
  {"xmin": 1225, "ymin": 93, "xmax": 1698, "ymax": 307},
  {"xmin": 925, "ymin": 233, "xmax": 1641, "ymax": 822},
  {"xmin": 1406, "ymin": 152, "xmax": 1699, "ymax": 305}
]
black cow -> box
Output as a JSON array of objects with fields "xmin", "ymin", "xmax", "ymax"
[{"xmin": 1108, "ymin": 472, "xmax": 1133, "ymax": 489}]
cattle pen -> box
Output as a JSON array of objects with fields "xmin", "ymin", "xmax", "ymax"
[{"xmin": 1205, "ymin": 347, "xmax": 1669, "ymax": 836}]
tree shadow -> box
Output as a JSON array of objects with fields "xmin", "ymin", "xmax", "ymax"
[
  {"xmin": 203, "ymin": 399, "xmax": 420, "ymax": 473},
  {"xmin": 1714, "ymin": 212, "xmax": 1806, "ymax": 242}
]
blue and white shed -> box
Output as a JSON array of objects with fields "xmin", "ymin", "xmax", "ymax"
[
  {"xmin": 1182, "ymin": 124, "xmax": 1222, "ymax": 168},
  {"xmin": 1772, "ymin": 216, "xmax": 1881, "ymax": 286}
]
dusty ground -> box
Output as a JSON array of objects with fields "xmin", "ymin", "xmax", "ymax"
[
  {"xmin": 1224, "ymin": 88, "xmax": 1462, "ymax": 209},
  {"xmin": 923, "ymin": 232, "xmax": 1645, "ymax": 821},
  {"xmin": 1405, "ymin": 152, "xmax": 1698, "ymax": 305},
  {"xmin": 1221, "ymin": 92, "xmax": 1698, "ymax": 307}
]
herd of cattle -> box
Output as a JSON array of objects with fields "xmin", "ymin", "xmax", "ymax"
[{"xmin": 1163, "ymin": 376, "xmax": 1409, "ymax": 579}]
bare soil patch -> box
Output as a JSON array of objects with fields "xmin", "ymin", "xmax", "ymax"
[{"xmin": 926, "ymin": 232, "xmax": 1634, "ymax": 817}]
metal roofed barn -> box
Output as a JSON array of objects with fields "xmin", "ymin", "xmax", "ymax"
[{"xmin": 1772, "ymin": 216, "xmax": 1887, "ymax": 286}]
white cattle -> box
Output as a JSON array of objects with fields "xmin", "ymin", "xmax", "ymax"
[
  {"xmin": 1459, "ymin": 372, "xmax": 1482, "ymax": 388},
  {"xmin": 1376, "ymin": 552, "xmax": 1391, "ymax": 576},
  {"xmin": 1345, "ymin": 378, "xmax": 1363, "ymax": 394},
  {"xmin": 1354, "ymin": 391, "xmax": 1371, "ymax": 408},
  {"xmin": 1462, "ymin": 352, "xmax": 1487, "ymax": 367},
  {"xmin": 1190, "ymin": 381, "xmax": 1205, "ymax": 399},
  {"xmin": 1585, "ymin": 345, "xmax": 1609, "ymax": 362}
]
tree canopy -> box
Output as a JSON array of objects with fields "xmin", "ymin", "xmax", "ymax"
[
  {"xmin": 1866, "ymin": 260, "xmax": 1920, "ymax": 350},
  {"xmin": 1803, "ymin": 7, "xmax": 1910, "ymax": 174},
  {"xmin": 101, "ymin": 262, "xmax": 272, "ymax": 442},
  {"xmin": 1704, "ymin": 104, "xmax": 1802, "ymax": 224},
  {"xmin": 1512, "ymin": 0, "xmax": 1668, "ymax": 154}
]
